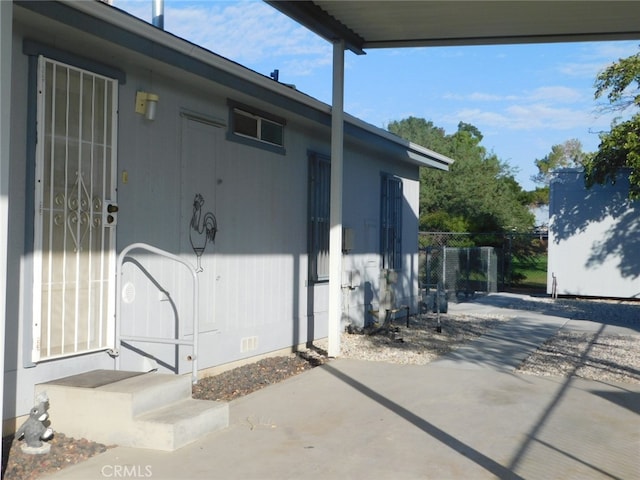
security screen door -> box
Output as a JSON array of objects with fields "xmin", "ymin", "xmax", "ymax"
[{"xmin": 32, "ymin": 56, "xmax": 118, "ymax": 362}]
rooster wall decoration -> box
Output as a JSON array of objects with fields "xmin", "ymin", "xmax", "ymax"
[{"xmin": 189, "ymin": 193, "xmax": 217, "ymax": 272}]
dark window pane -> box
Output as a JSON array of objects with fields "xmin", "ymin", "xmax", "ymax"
[
  {"xmin": 234, "ymin": 110, "xmax": 258, "ymax": 138},
  {"xmin": 261, "ymin": 119, "xmax": 283, "ymax": 146}
]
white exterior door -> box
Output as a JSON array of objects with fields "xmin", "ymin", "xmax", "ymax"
[
  {"xmin": 32, "ymin": 56, "xmax": 118, "ymax": 362},
  {"xmin": 180, "ymin": 115, "xmax": 221, "ymax": 333}
]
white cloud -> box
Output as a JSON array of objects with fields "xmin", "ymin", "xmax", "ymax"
[
  {"xmin": 505, "ymin": 104, "xmax": 585, "ymax": 129},
  {"xmin": 442, "ymin": 86, "xmax": 582, "ymax": 104},
  {"xmin": 558, "ymin": 61, "xmax": 606, "ymax": 77},
  {"xmin": 443, "ymin": 92, "xmax": 512, "ymax": 102},
  {"xmin": 282, "ymin": 55, "xmax": 333, "ymax": 77},
  {"xmin": 527, "ymin": 86, "xmax": 583, "ymax": 103},
  {"xmin": 448, "ymin": 102, "xmax": 608, "ymax": 132},
  {"xmin": 587, "ymin": 42, "xmax": 639, "ymax": 61},
  {"xmin": 167, "ymin": 2, "xmax": 328, "ymax": 62},
  {"xmin": 558, "ymin": 41, "xmax": 638, "ymax": 77},
  {"xmin": 114, "ymin": 0, "xmax": 331, "ymax": 75},
  {"xmin": 467, "ymin": 92, "xmax": 514, "ymax": 102}
]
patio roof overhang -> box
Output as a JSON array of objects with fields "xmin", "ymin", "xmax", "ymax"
[{"xmin": 266, "ymin": 1, "xmax": 640, "ymax": 55}]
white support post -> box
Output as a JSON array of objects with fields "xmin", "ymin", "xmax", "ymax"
[
  {"xmin": 0, "ymin": 0, "xmax": 13, "ymax": 458},
  {"xmin": 327, "ymin": 40, "xmax": 345, "ymax": 358}
]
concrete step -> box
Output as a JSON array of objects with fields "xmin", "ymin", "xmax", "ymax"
[
  {"xmin": 134, "ymin": 398, "xmax": 229, "ymax": 451},
  {"xmin": 97, "ymin": 371, "xmax": 193, "ymax": 416},
  {"xmin": 35, "ymin": 370, "xmax": 228, "ymax": 450}
]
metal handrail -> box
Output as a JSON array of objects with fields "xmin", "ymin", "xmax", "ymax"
[{"xmin": 113, "ymin": 242, "xmax": 199, "ymax": 384}]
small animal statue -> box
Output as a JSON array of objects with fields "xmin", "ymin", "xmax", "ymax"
[{"xmin": 16, "ymin": 392, "xmax": 53, "ymax": 453}]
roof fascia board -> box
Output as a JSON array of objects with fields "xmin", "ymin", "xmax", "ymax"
[
  {"xmin": 16, "ymin": 0, "xmax": 331, "ymax": 125},
  {"xmin": 265, "ymin": 1, "xmax": 640, "ymax": 50},
  {"xmin": 17, "ymin": 1, "xmax": 451, "ymax": 170},
  {"xmin": 23, "ymin": 39, "xmax": 126, "ymax": 84},
  {"xmin": 364, "ymin": 31, "xmax": 640, "ymax": 49},
  {"xmin": 344, "ymin": 114, "xmax": 452, "ymax": 170},
  {"xmin": 264, "ymin": 0, "xmax": 366, "ymax": 55},
  {"xmin": 406, "ymin": 144, "xmax": 452, "ymax": 170},
  {"xmin": 406, "ymin": 150, "xmax": 450, "ymax": 171}
]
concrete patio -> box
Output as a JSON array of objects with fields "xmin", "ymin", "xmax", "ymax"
[{"xmin": 42, "ymin": 294, "xmax": 640, "ymax": 479}]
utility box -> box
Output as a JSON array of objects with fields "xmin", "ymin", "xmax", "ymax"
[
  {"xmin": 422, "ymin": 289, "xmax": 448, "ymax": 313},
  {"xmin": 342, "ymin": 227, "xmax": 355, "ymax": 252},
  {"xmin": 379, "ymin": 269, "xmax": 397, "ymax": 311},
  {"xmin": 342, "ymin": 269, "xmax": 361, "ymax": 289}
]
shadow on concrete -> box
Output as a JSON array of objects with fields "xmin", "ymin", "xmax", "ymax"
[
  {"xmin": 321, "ymin": 362, "xmax": 525, "ymax": 480},
  {"xmin": 589, "ymin": 389, "xmax": 640, "ymax": 415},
  {"xmin": 324, "ymin": 306, "xmax": 633, "ymax": 480},
  {"xmin": 531, "ymin": 437, "xmax": 624, "ymax": 480},
  {"xmin": 505, "ymin": 323, "xmax": 624, "ymax": 480}
]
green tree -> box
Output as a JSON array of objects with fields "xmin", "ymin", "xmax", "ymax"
[
  {"xmin": 584, "ymin": 48, "xmax": 640, "ymax": 198},
  {"xmin": 531, "ymin": 139, "xmax": 588, "ymax": 187},
  {"xmin": 388, "ymin": 118, "xmax": 534, "ymax": 233},
  {"xmin": 520, "ymin": 186, "xmax": 550, "ymax": 206},
  {"xmin": 387, "ymin": 117, "xmax": 448, "ymax": 153}
]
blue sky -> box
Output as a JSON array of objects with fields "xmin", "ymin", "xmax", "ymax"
[{"xmin": 114, "ymin": 0, "xmax": 638, "ymax": 191}]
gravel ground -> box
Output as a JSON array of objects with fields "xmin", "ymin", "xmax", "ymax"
[
  {"xmin": 323, "ymin": 312, "xmax": 507, "ymax": 365},
  {"xmin": 1, "ymin": 433, "xmax": 109, "ymax": 480},
  {"xmin": 517, "ymin": 330, "xmax": 640, "ymax": 384},
  {"xmin": 3, "ymin": 297, "xmax": 639, "ymax": 479},
  {"xmin": 192, "ymin": 353, "xmax": 328, "ymax": 402}
]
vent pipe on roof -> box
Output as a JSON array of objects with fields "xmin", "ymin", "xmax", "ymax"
[{"xmin": 152, "ymin": 0, "xmax": 164, "ymax": 29}]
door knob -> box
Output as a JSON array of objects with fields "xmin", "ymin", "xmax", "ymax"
[{"xmin": 104, "ymin": 201, "xmax": 118, "ymax": 227}]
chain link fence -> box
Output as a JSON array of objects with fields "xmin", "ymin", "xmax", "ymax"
[{"xmin": 419, "ymin": 231, "xmax": 548, "ymax": 302}]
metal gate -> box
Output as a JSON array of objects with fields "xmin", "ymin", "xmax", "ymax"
[
  {"xmin": 420, "ymin": 232, "xmax": 504, "ymax": 299},
  {"xmin": 32, "ymin": 56, "xmax": 118, "ymax": 361}
]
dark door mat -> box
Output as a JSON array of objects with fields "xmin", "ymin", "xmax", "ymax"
[{"xmin": 41, "ymin": 370, "xmax": 147, "ymax": 388}]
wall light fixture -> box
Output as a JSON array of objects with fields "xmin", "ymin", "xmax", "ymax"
[{"xmin": 135, "ymin": 91, "xmax": 159, "ymax": 121}]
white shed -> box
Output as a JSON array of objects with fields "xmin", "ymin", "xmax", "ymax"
[{"xmin": 548, "ymin": 168, "xmax": 640, "ymax": 299}]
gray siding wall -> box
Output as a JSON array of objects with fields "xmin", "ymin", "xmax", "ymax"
[
  {"xmin": 341, "ymin": 142, "xmax": 420, "ymax": 326},
  {"xmin": 5, "ymin": 14, "xmax": 421, "ymax": 419}
]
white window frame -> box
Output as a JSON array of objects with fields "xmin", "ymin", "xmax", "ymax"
[
  {"xmin": 227, "ymin": 100, "xmax": 286, "ymax": 155},
  {"xmin": 233, "ymin": 108, "xmax": 284, "ymax": 147}
]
